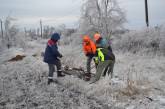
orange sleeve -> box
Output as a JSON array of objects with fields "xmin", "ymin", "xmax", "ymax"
[
  {"xmin": 91, "ymin": 41, "xmax": 96, "ymax": 54},
  {"xmin": 83, "ymin": 43, "xmax": 87, "ymax": 55}
]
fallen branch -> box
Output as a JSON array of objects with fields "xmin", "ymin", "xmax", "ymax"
[
  {"xmin": 8, "ymin": 55, "xmax": 26, "ymax": 62},
  {"xmin": 62, "ymin": 65, "xmax": 87, "ymax": 79},
  {"xmin": 62, "ymin": 65, "xmax": 96, "ymax": 81}
]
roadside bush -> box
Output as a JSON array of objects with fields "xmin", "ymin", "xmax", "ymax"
[{"xmin": 114, "ymin": 25, "xmax": 165, "ymax": 55}]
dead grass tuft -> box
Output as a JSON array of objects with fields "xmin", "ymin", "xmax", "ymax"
[{"xmin": 120, "ymin": 79, "xmax": 139, "ymax": 96}]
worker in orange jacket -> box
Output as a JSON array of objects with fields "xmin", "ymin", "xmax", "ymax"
[{"xmin": 82, "ymin": 35, "xmax": 96, "ymax": 81}]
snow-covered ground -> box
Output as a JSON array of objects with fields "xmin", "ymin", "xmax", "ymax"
[{"xmin": 0, "ymin": 39, "xmax": 165, "ymax": 109}]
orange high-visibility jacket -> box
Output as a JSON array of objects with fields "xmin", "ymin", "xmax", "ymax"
[{"xmin": 83, "ymin": 35, "xmax": 96, "ymax": 55}]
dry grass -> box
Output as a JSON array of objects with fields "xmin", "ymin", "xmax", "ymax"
[{"xmin": 120, "ymin": 79, "xmax": 139, "ymax": 96}]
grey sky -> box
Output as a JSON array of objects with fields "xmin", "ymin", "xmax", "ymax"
[
  {"xmin": 0, "ymin": 0, "xmax": 165, "ymax": 29},
  {"xmin": 118, "ymin": 0, "xmax": 165, "ymax": 29},
  {"xmin": 0, "ymin": 0, "xmax": 83, "ymax": 28}
]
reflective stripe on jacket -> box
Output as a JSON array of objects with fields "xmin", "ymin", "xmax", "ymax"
[
  {"xmin": 96, "ymin": 47, "xmax": 115, "ymax": 62},
  {"xmin": 97, "ymin": 48, "xmax": 104, "ymax": 61}
]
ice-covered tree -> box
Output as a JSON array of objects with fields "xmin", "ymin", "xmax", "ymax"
[
  {"xmin": 3, "ymin": 16, "xmax": 18, "ymax": 48},
  {"xmin": 0, "ymin": 16, "xmax": 26, "ymax": 49},
  {"xmin": 79, "ymin": 0, "xmax": 126, "ymax": 38}
]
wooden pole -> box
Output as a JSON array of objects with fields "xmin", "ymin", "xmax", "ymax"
[
  {"xmin": 145, "ymin": 0, "xmax": 149, "ymax": 27},
  {"xmin": 24, "ymin": 27, "xmax": 27, "ymax": 37},
  {"xmin": 40, "ymin": 20, "xmax": 43, "ymax": 38},
  {"xmin": 0, "ymin": 19, "xmax": 3, "ymax": 38}
]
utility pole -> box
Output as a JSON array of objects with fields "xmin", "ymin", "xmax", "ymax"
[
  {"xmin": 40, "ymin": 20, "xmax": 43, "ymax": 38},
  {"xmin": 0, "ymin": 19, "xmax": 3, "ymax": 38},
  {"xmin": 24, "ymin": 27, "xmax": 27, "ymax": 37},
  {"xmin": 145, "ymin": 0, "xmax": 149, "ymax": 27}
]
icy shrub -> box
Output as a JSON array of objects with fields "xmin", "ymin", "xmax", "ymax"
[
  {"xmin": 114, "ymin": 25, "xmax": 165, "ymax": 55},
  {"xmin": 60, "ymin": 31, "xmax": 81, "ymax": 46},
  {"xmin": 160, "ymin": 38, "xmax": 165, "ymax": 55},
  {"xmin": 0, "ymin": 17, "xmax": 27, "ymax": 50},
  {"xmin": 120, "ymin": 79, "xmax": 139, "ymax": 96},
  {"xmin": 159, "ymin": 25, "xmax": 165, "ymax": 54},
  {"xmin": 0, "ymin": 39, "xmax": 5, "ymax": 52},
  {"xmin": 14, "ymin": 32, "xmax": 27, "ymax": 49},
  {"xmin": 60, "ymin": 44, "xmax": 85, "ymax": 69}
]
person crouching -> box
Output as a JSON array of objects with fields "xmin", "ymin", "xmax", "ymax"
[{"xmin": 91, "ymin": 47, "xmax": 115, "ymax": 83}]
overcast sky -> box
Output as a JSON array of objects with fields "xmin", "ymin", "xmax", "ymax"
[
  {"xmin": 0, "ymin": 0, "xmax": 165, "ymax": 29},
  {"xmin": 118, "ymin": 0, "xmax": 165, "ymax": 29}
]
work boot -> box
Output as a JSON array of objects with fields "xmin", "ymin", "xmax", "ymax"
[
  {"xmin": 57, "ymin": 71, "xmax": 65, "ymax": 77},
  {"xmin": 48, "ymin": 79, "xmax": 53, "ymax": 85},
  {"xmin": 48, "ymin": 79, "xmax": 58, "ymax": 85},
  {"xmin": 84, "ymin": 73, "xmax": 91, "ymax": 81}
]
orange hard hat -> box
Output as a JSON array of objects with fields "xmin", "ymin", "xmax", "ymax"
[
  {"xmin": 83, "ymin": 35, "xmax": 90, "ymax": 42},
  {"xmin": 94, "ymin": 33, "xmax": 101, "ymax": 41}
]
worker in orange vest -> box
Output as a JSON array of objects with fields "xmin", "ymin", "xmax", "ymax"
[{"xmin": 82, "ymin": 35, "xmax": 96, "ymax": 81}]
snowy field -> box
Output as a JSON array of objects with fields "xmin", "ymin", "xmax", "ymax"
[{"xmin": 0, "ymin": 38, "xmax": 165, "ymax": 109}]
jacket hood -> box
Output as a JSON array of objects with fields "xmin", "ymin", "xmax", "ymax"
[
  {"xmin": 83, "ymin": 35, "xmax": 90, "ymax": 42},
  {"xmin": 51, "ymin": 33, "xmax": 60, "ymax": 41}
]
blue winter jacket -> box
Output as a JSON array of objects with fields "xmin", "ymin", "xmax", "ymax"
[
  {"xmin": 96, "ymin": 38, "xmax": 108, "ymax": 48},
  {"xmin": 96, "ymin": 38, "xmax": 112, "ymax": 52},
  {"xmin": 44, "ymin": 33, "xmax": 61, "ymax": 64},
  {"xmin": 100, "ymin": 38, "xmax": 108, "ymax": 47}
]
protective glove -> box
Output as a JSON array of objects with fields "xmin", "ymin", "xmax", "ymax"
[
  {"xmin": 86, "ymin": 53, "xmax": 93, "ymax": 57},
  {"xmin": 85, "ymin": 54, "xmax": 89, "ymax": 57}
]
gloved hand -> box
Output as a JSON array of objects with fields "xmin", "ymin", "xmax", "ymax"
[
  {"xmin": 86, "ymin": 53, "xmax": 93, "ymax": 57},
  {"xmin": 59, "ymin": 54, "xmax": 63, "ymax": 58}
]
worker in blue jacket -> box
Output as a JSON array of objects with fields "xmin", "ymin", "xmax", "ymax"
[{"xmin": 44, "ymin": 33, "xmax": 65, "ymax": 85}]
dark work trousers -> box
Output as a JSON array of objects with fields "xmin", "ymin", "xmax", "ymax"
[
  {"xmin": 103, "ymin": 60, "xmax": 115, "ymax": 78},
  {"xmin": 93, "ymin": 60, "xmax": 115, "ymax": 82},
  {"xmin": 87, "ymin": 56, "xmax": 94, "ymax": 74},
  {"xmin": 48, "ymin": 60, "xmax": 62, "ymax": 79}
]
